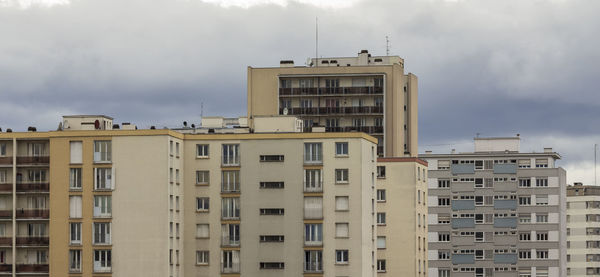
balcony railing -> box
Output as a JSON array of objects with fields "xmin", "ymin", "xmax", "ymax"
[
  {"xmin": 16, "ymin": 264, "xmax": 49, "ymax": 273},
  {"xmin": 0, "ymin": 264, "xmax": 11, "ymax": 272},
  {"xmin": 16, "ymin": 182, "xmax": 49, "ymax": 193},
  {"xmin": 304, "ymin": 261, "xmax": 323, "ymax": 272},
  {"xmin": 16, "ymin": 209, "xmax": 49, "ymax": 219},
  {"xmin": 0, "ymin": 184, "xmax": 11, "ymax": 192},
  {"xmin": 221, "ymin": 263, "xmax": 240, "ymax": 274},
  {"xmin": 281, "ymin": 106, "xmax": 383, "ymax": 116},
  {"xmin": 16, "ymin": 156, "xmax": 49, "ymax": 165},
  {"xmin": 324, "ymin": 126, "xmax": 383, "ymax": 134},
  {"xmin": 0, "ymin": 237, "xmax": 11, "ymax": 245},
  {"xmin": 304, "ymin": 184, "xmax": 323, "ymax": 193},
  {"xmin": 16, "ymin": 236, "xmax": 49, "ymax": 246},
  {"xmin": 221, "ymin": 235, "xmax": 240, "ymax": 247},
  {"xmin": 0, "ymin": 210, "xmax": 11, "ymax": 219},
  {"xmin": 221, "ymin": 183, "xmax": 240, "ymax": 193},
  {"xmin": 279, "ymin": 86, "xmax": 383, "ymax": 96},
  {"xmin": 0, "ymin": 157, "xmax": 11, "ymax": 165}
]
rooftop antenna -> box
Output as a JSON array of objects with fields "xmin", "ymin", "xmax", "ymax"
[
  {"xmin": 315, "ymin": 17, "xmax": 318, "ymax": 68},
  {"xmin": 595, "ymin": 144, "xmax": 598, "ymax": 186},
  {"xmin": 200, "ymin": 102, "xmax": 204, "ymax": 126},
  {"xmin": 476, "ymin": 132, "xmax": 480, "ymax": 138},
  {"xmin": 386, "ymin": 36, "xmax": 390, "ymax": 56}
]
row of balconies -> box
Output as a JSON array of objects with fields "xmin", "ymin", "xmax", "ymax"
[
  {"xmin": 0, "ymin": 182, "xmax": 49, "ymax": 193},
  {"xmin": 0, "ymin": 236, "xmax": 49, "ymax": 245},
  {"xmin": 0, "ymin": 209, "xmax": 49, "ymax": 219},
  {"xmin": 0, "ymin": 264, "xmax": 48, "ymax": 273},
  {"xmin": 323, "ymin": 126, "xmax": 383, "ymax": 134},
  {"xmin": 0, "ymin": 156, "xmax": 49, "ymax": 166},
  {"xmin": 280, "ymin": 106, "xmax": 383, "ymax": 116},
  {"xmin": 279, "ymin": 86, "xmax": 383, "ymax": 96}
]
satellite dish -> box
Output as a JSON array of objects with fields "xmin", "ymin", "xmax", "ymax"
[{"xmin": 283, "ymin": 108, "xmax": 289, "ymax": 115}]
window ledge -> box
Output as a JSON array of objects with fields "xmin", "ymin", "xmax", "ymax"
[
  {"xmin": 196, "ymin": 210, "xmax": 209, "ymax": 213},
  {"xmin": 335, "ymin": 209, "xmax": 349, "ymax": 212},
  {"xmin": 377, "ymin": 223, "xmax": 386, "ymax": 226},
  {"xmin": 377, "ymin": 200, "xmax": 386, "ymax": 203},
  {"xmin": 335, "ymin": 262, "xmax": 349, "ymax": 265},
  {"xmin": 196, "ymin": 263, "xmax": 209, "ymax": 266},
  {"xmin": 196, "ymin": 183, "xmax": 209, "ymax": 186},
  {"xmin": 335, "ymin": 155, "xmax": 349, "ymax": 158},
  {"xmin": 335, "ymin": 181, "xmax": 349, "ymax": 185},
  {"xmin": 196, "ymin": 156, "xmax": 209, "ymax": 159}
]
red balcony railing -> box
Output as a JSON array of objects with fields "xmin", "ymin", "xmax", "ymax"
[
  {"xmin": 0, "ymin": 237, "xmax": 11, "ymax": 245},
  {"xmin": 0, "ymin": 157, "xmax": 11, "ymax": 165},
  {"xmin": 279, "ymin": 86, "xmax": 383, "ymax": 96},
  {"xmin": 15, "ymin": 209, "xmax": 49, "ymax": 219},
  {"xmin": 16, "ymin": 264, "xmax": 49, "ymax": 273},
  {"xmin": 0, "ymin": 210, "xmax": 11, "ymax": 219},
  {"xmin": 0, "ymin": 264, "xmax": 12, "ymax": 272},
  {"xmin": 16, "ymin": 182, "xmax": 49, "ymax": 192},
  {"xmin": 16, "ymin": 156, "xmax": 49, "ymax": 165},
  {"xmin": 16, "ymin": 236, "xmax": 49, "ymax": 246},
  {"xmin": 0, "ymin": 184, "xmax": 11, "ymax": 192}
]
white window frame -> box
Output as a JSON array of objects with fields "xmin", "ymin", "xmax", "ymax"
[
  {"xmin": 94, "ymin": 168, "xmax": 114, "ymax": 190},
  {"xmin": 335, "ymin": 142, "xmax": 348, "ymax": 156},
  {"xmin": 93, "ymin": 141, "xmax": 111, "ymax": 163},
  {"xmin": 69, "ymin": 249, "xmax": 81, "ymax": 272},
  {"xmin": 196, "ymin": 144, "xmax": 209, "ymax": 158},
  {"xmin": 93, "ymin": 222, "xmax": 111, "ymax": 245},
  {"xmin": 304, "ymin": 143, "xmax": 322, "ymax": 164},
  {"xmin": 70, "ymin": 223, "xmax": 81, "ymax": 245},
  {"xmin": 196, "ymin": 170, "xmax": 209, "ymax": 185},
  {"xmin": 377, "ymin": 212, "xmax": 386, "ymax": 225},
  {"xmin": 377, "ymin": 189, "xmax": 386, "ymax": 202},
  {"xmin": 93, "ymin": 195, "xmax": 112, "ymax": 218},
  {"xmin": 335, "ymin": 250, "xmax": 349, "ymax": 264},
  {"xmin": 69, "ymin": 168, "xmax": 82, "ymax": 190},
  {"xmin": 196, "ymin": 197, "xmax": 209, "ymax": 212},
  {"xmin": 93, "ymin": 250, "xmax": 111, "ymax": 272},
  {"xmin": 335, "ymin": 169, "xmax": 349, "ymax": 184},
  {"xmin": 196, "ymin": 251, "xmax": 209, "ymax": 265},
  {"xmin": 222, "ymin": 144, "xmax": 240, "ymax": 166}
]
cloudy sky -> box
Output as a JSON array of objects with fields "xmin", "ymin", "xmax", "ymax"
[{"xmin": 1, "ymin": 0, "xmax": 598, "ymax": 184}]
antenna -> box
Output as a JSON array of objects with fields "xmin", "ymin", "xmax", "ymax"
[
  {"xmin": 595, "ymin": 144, "xmax": 598, "ymax": 186},
  {"xmin": 315, "ymin": 17, "xmax": 318, "ymax": 67},
  {"xmin": 386, "ymin": 36, "xmax": 390, "ymax": 56},
  {"xmin": 200, "ymin": 102, "xmax": 204, "ymax": 124}
]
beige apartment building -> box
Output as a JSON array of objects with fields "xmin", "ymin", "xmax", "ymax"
[
  {"xmin": 247, "ymin": 50, "xmax": 418, "ymax": 157},
  {"xmin": 566, "ymin": 183, "xmax": 600, "ymax": 276}
]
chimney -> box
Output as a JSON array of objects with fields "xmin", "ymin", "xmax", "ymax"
[
  {"xmin": 280, "ymin": 60, "xmax": 294, "ymax": 67},
  {"xmin": 425, "ymin": 150, "xmax": 432, "ymax": 154},
  {"xmin": 357, "ymin": 50, "xmax": 369, "ymax": 65},
  {"xmin": 451, "ymin": 149, "xmax": 456, "ymax": 154},
  {"xmin": 544, "ymin": 147, "xmax": 552, "ymax": 153}
]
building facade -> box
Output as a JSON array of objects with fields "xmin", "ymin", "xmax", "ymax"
[
  {"xmin": 423, "ymin": 137, "xmax": 567, "ymax": 277},
  {"xmin": 566, "ymin": 183, "xmax": 600, "ymax": 277},
  {"xmin": 247, "ymin": 50, "xmax": 418, "ymax": 157},
  {"xmin": 0, "ymin": 115, "xmax": 388, "ymax": 277}
]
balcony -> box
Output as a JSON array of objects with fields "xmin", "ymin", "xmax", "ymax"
[
  {"xmin": 16, "ymin": 156, "xmax": 49, "ymax": 165},
  {"xmin": 0, "ymin": 184, "xmax": 11, "ymax": 192},
  {"xmin": 221, "ymin": 235, "xmax": 240, "ymax": 247},
  {"xmin": 0, "ymin": 210, "xmax": 11, "ymax": 219},
  {"xmin": 304, "ymin": 262, "xmax": 323, "ymax": 273},
  {"xmin": 0, "ymin": 237, "xmax": 11, "ymax": 245},
  {"xmin": 15, "ymin": 209, "xmax": 49, "ymax": 219},
  {"xmin": 281, "ymin": 106, "xmax": 383, "ymax": 116},
  {"xmin": 279, "ymin": 86, "xmax": 383, "ymax": 96},
  {"xmin": 16, "ymin": 182, "xmax": 49, "ymax": 193},
  {"xmin": 304, "ymin": 185, "xmax": 323, "ymax": 193},
  {"xmin": 16, "ymin": 264, "xmax": 48, "ymax": 273},
  {"xmin": 16, "ymin": 236, "xmax": 49, "ymax": 246},
  {"xmin": 0, "ymin": 264, "xmax": 11, "ymax": 272},
  {"xmin": 451, "ymin": 254, "xmax": 475, "ymax": 264},
  {"xmin": 221, "ymin": 264, "xmax": 240, "ymax": 274},
  {"xmin": 0, "ymin": 157, "xmax": 11, "ymax": 165},
  {"xmin": 324, "ymin": 126, "xmax": 383, "ymax": 134},
  {"xmin": 221, "ymin": 183, "xmax": 240, "ymax": 193}
]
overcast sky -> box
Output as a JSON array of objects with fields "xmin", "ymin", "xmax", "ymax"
[{"xmin": 1, "ymin": 0, "xmax": 599, "ymax": 184}]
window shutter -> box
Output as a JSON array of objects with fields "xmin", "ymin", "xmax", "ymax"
[
  {"xmin": 70, "ymin": 142, "xmax": 82, "ymax": 164},
  {"xmin": 93, "ymin": 168, "xmax": 98, "ymax": 190},
  {"xmin": 111, "ymin": 168, "xmax": 115, "ymax": 190}
]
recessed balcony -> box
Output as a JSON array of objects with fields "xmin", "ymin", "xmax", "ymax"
[
  {"xmin": 15, "ymin": 209, "xmax": 49, "ymax": 219},
  {"xmin": 279, "ymin": 86, "xmax": 383, "ymax": 96},
  {"xmin": 16, "ymin": 182, "xmax": 49, "ymax": 193},
  {"xmin": 281, "ymin": 106, "xmax": 383, "ymax": 116},
  {"xmin": 16, "ymin": 156, "xmax": 49, "ymax": 165},
  {"xmin": 16, "ymin": 236, "xmax": 49, "ymax": 246},
  {"xmin": 16, "ymin": 264, "xmax": 49, "ymax": 273}
]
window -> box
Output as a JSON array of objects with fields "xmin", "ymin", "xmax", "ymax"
[
  {"xmin": 335, "ymin": 196, "xmax": 349, "ymax": 211},
  {"xmin": 170, "ymin": 141, "xmax": 173, "ymax": 155},
  {"xmin": 260, "ymin": 208, "xmax": 284, "ymax": 215},
  {"xmin": 536, "ymin": 178, "xmax": 548, "ymax": 187},
  {"xmin": 304, "ymin": 143, "xmax": 322, "ymax": 164},
  {"xmin": 196, "ymin": 197, "xmax": 209, "ymax": 212},
  {"xmin": 222, "ymin": 224, "xmax": 239, "ymax": 246},
  {"xmin": 70, "ymin": 168, "xmax": 81, "ymax": 189},
  {"xmin": 335, "ymin": 223, "xmax": 349, "ymax": 238},
  {"xmin": 439, "ymin": 233, "xmax": 450, "ymax": 242},
  {"xmin": 70, "ymin": 141, "xmax": 82, "ymax": 164},
  {"xmin": 437, "ymin": 160, "xmax": 450, "ymax": 170},
  {"xmin": 305, "ymin": 224, "xmax": 323, "ymax": 244},
  {"xmin": 196, "ymin": 171, "xmax": 209, "ymax": 185},
  {"xmin": 70, "ymin": 223, "xmax": 81, "ymax": 245},
  {"xmin": 93, "ymin": 196, "xmax": 112, "ymax": 217},
  {"xmin": 536, "ymin": 195, "xmax": 548, "ymax": 205},
  {"xmin": 221, "ymin": 171, "xmax": 240, "ymax": 192},
  {"xmin": 377, "ymin": 213, "xmax": 386, "ymax": 225},
  {"xmin": 438, "ymin": 197, "xmax": 450, "ymax": 206},
  {"xmin": 535, "ymin": 159, "xmax": 548, "ymax": 168},
  {"xmin": 94, "ymin": 168, "xmax": 113, "ymax": 190},
  {"xmin": 69, "ymin": 196, "xmax": 82, "ymax": 218},
  {"xmin": 519, "ymin": 196, "xmax": 531, "ymax": 206},
  {"xmin": 93, "ymin": 222, "xmax": 111, "ymax": 245},
  {"xmin": 335, "ymin": 250, "xmax": 349, "ymax": 264},
  {"xmin": 260, "ymin": 182, "xmax": 284, "ymax": 189},
  {"xmin": 93, "ymin": 250, "xmax": 111, "ymax": 272},
  {"xmin": 260, "ymin": 235, "xmax": 284, "ymax": 242},
  {"xmin": 438, "ymin": 179, "xmax": 450, "ymax": 188},
  {"xmin": 438, "ymin": 250, "xmax": 451, "ymax": 260},
  {"xmin": 304, "ymin": 250, "xmax": 322, "ymax": 272},
  {"xmin": 519, "ymin": 178, "xmax": 531, "ymax": 187},
  {"xmin": 93, "ymin": 141, "xmax": 111, "ymax": 163},
  {"xmin": 196, "ymin": 251, "xmax": 209, "ymax": 265},
  {"xmin": 335, "ymin": 142, "xmax": 348, "ymax": 156},
  {"xmin": 519, "ymin": 232, "xmax": 531, "ymax": 241},
  {"xmin": 519, "ymin": 213, "xmax": 532, "ymax": 223},
  {"xmin": 175, "ymin": 142, "xmax": 180, "ymax": 157},
  {"xmin": 304, "ymin": 197, "xmax": 323, "ymax": 219},
  {"xmin": 335, "ymin": 169, "xmax": 349, "ymax": 183},
  {"xmin": 519, "ymin": 250, "xmax": 531, "ymax": 260},
  {"xmin": 0, "ymin": 143, "xmax": 5, "ymax": 157},
  {"xmin": 376, "ymin": 166, "xmax": 386, "ymax": 178},
  {"xmin": 536, "ymin": 213, "xmax": 548, "ymax": 223},
  {"xmin": 221, "ymin": 198, "xmax": 240, "ymax": 219},
  {"xmin": 377, "ymin": 236, "xmax": 386, "ymax": 249},
  {"xmin": 222, "ymin": 144, "xmax": 240, "ymax": 166},
  {"xmin": 196, "ymin": 224, "xmax": 209, "ymax": 238},
  {"xmin": 377, "ymin": 189, "xmax": 386, "ymax": 202},
  {"xmin": 69, "ymin": 250, "xmax": 81, "ymax": 272},
  {"xmin": 196, "ymin": 144, "xmax": 209, "ymax": 158},
  {"xmin": 536, "ymin": 250, "xmax": 548, "ymax": 259},
  {"xmin": 304, "ymin": 169, "xmax": 322, "ymax": 192},
  {"xmin": 260, "ymin": 262, "xmax": 285, "ymax": 269},
  {"xmin": 377, "ymin": 260, "xmax": 386, "ymax": 272},
  {"xmin": 537, "ymin": 232, "xmax": 548, "ymax": 241},
  {"xmin": 175, "ymin": 169, "xmax": 180, "ymax": 183},
  {"xmin": 260, "ymin": 155, "xmax": 284, "ymax": 162}
]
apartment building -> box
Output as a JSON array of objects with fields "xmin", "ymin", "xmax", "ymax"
[
  {"xmin": 566, "ymin": 183, "xmax": 600, "ymax": 276},
  {"xmin": 247, "ymin": 50, "xmax": 418, "ymax": 157},
  {"xmin": 422, "ymin": 137, "xmax": 567, "ymax": 277},
  {"xmin": 0, "ymin": 114, "xmax": 381, "ymax": 277},
  {"xmin": 376, "ymin": 157, "xmax": 429, "ymax": 277}
]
